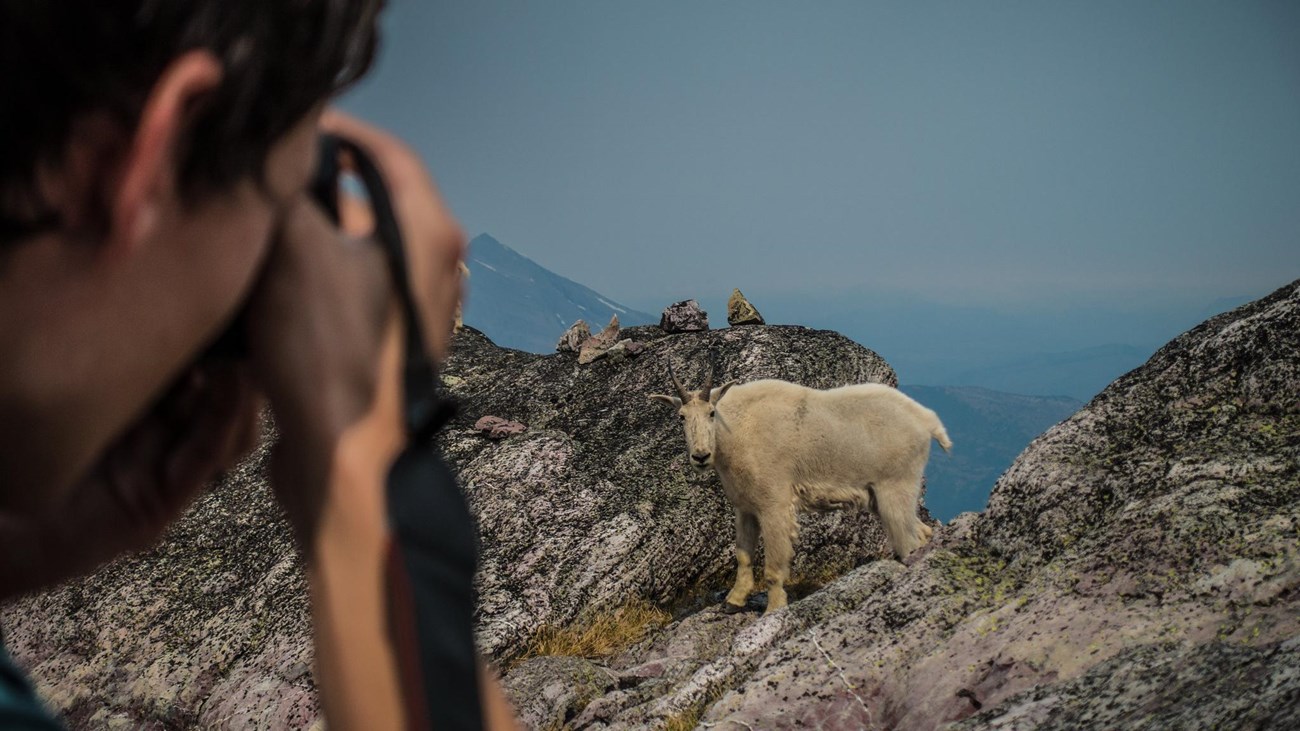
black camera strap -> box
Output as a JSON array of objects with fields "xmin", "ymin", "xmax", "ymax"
[
  {"xmin": 313, "ymin": 135, "xmax": 448, "ymax": 440},
  {"xmin": 314, "ymin": 134, "xmax": 482, "ymax": 731}
]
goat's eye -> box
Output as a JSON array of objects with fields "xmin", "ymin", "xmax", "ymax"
[
  {"xmin": 679, "ymin": 414, "xmax": 685, "ymax": 420},
  {"xmin": 709, "ymin": 410, "xmax": 716, "ymax": 417}
]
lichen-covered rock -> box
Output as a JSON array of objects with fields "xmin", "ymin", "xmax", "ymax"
[
  {"xmin": 659, "ymin": 300, "xmax": 709, "ymax": 333},
  {"xmin": 954, "ymin": 638, "xmax": 1300, "ymax": 730},
  {"xmin": 726, "ymin": 288, "xmax": 765, "ymax": 326},
  {"xmin": 501, "ymin": 656, "xmax": 617, "ymax": 730},
  {"xmin": 577, "ymin": 316, "xmax": 621, "ymax": 364},
  {"xmin": 557, "ymin": 320, "xmax": 592, "ymax": 353},
  {"xmin": 474, "ymin": 416, "xmax": 527, "ymax": 439},
  {"xmin": 499, "ymin": 280, "xmax": 1300, "ymax": 729}
]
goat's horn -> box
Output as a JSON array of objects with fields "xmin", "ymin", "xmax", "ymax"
[
  {"xmin": 668, "ymin": 362, "xmax": 690, "ymax": 400},
  {"xmin": 702, "ymin": 350, "xmax": 717, "ymax": 394}
]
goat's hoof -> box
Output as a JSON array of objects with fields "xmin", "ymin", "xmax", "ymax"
[{"xmin": 722, "ymin": 601, "xmax": 747, "ymax": 614}]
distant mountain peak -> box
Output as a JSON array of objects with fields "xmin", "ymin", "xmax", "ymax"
[{"xmin": 460, "ymin": 233, "xmax": 655, "ymax": 353}]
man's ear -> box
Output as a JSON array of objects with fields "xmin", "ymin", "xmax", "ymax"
[
  {"xmin": 648, "ymin": 394, "xmax": 682, "ymax": 408},
  {"xmin": 108, "ymin": 50, "xmax": 224, "ymax": 256},
  {"xmin": 710, "ymin": 380, "xmax": 738, "ymax": 404}
]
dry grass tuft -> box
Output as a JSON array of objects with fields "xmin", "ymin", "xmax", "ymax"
[
  {"xmin": 662, "ymin": 706, "xmax": 703, "ymax": 731},
  {"xmin": 523, "ymin": 596, "xmax": 672, "ymax": 662}
]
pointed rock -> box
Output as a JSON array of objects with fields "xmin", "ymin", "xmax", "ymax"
[
  {"xmin": 578, "ymin": 316, "xmax": 621, "ymax": 364},
  {"xmin": 659, "ymin": 300, "xmax": 709, "ymax": 333},
  {"xmin": 556, "ymin": 320, "xmax": 592, "ymax": 353},
  {"xmin": 727, "ymin": 288, "xmax": 765, "ymax": 326}
]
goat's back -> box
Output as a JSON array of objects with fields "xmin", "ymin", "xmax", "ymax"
[{"xmin": 715, "ymin": 380, "xmax": 939, "ymax": 481}]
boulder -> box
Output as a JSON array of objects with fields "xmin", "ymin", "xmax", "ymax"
[
  {"xmin": 659, "ymin": 300, "xmax": 709, "ymax": 333},
  {"xmin": 0, "ymin": 424, "xmax": 320, "ymax": 729},
  {"xmin": 726, "ymin": 288, "xmax": 765, "ymax": 326},
  {"xmin": 556, "ymin": 320, "xmax": 592, "ymax": 354}
]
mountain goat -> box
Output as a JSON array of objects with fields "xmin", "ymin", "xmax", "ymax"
[{"xmin": 650, "ymin": 361, "xmax": 950, "ymax": 614}]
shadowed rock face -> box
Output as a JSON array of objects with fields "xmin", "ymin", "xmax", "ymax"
[
  {"xmin": 503, "ymin": 280, "xmax": 1300, "ymax": 730},
  {"xmin": 0, "ymin": 323, "xmax": 908, "ymax": 728},
  {"xmin": 0, "ymin": 426, "xmax": 320, "ymax": 730}
]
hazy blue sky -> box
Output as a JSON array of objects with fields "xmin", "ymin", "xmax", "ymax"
[{"xmin": 344, "ymin": 1, "xmax": 1298, "ymax": 314}]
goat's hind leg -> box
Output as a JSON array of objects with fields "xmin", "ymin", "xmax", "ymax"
[
  {"xmin": 873, "ymin": 479, "xmax": 930, "ymax": 560},
  {"xmin": 758, "ymin": 509, "xmax": 796, "ymax": 614},
  {"xmin": 724, "ymin": 511, "xmax": 759, "ymax": 612}
]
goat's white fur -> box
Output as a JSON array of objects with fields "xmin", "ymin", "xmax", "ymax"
[{"xmin": 651, "ymin": 378, "xmax": 951, "ymax": 613}]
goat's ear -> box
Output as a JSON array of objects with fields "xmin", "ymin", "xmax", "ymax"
[
  {"xmin": 648, "ymin": 394, "xmax": 682, "ymax": 408},
  {"xmin": 710, "ymin": 380, "xmax": 738, "ymax": 403}
]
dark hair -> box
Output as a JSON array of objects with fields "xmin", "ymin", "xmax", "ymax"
[{"xmin": 0, "ymin": 0, "xmax": 383, "ymax": 243}]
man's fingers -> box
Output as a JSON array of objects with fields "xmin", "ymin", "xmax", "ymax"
[
  {"xmin": 320, "ymin": 109, "xmax": 467, "ymax": 365},
  {"xmin": 320, "ymin": 110, "xmax": 430, "ymax": 193}
]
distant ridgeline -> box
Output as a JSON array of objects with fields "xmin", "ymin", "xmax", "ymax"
[{"xmin": 460, "ymin": 234, "xmax": 656, "ymax": 353}]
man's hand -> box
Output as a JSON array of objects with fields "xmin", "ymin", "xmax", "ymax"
[
  {"xmin": 0, "ymin": 364, "xmax": 259, "ymax": 600},
  {"xmin": 320, "ymin": 110, "xmax": 467, "ymax": 365},
  {"xmin": 244, "ymin": 111, "xmax": 466, "ymax": 549}
]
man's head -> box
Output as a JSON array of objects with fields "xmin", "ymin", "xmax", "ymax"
[{"xmin": 0, "ymin": 0, "xmax": 383, "ymax": 510}]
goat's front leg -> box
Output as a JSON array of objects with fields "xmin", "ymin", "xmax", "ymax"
[
  {"xmin": 758, "ymin": 509, "xmax": 795, "ymax": 614},
  {"xmin": 724, "ymin": 511, "xmax": 759, "ymax": 611}
]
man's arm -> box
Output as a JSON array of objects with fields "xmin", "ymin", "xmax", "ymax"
[{"xmin": 246, "ymin": 113, "xmax": 516, "ymax": 728}]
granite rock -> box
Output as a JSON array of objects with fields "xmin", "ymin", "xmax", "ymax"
[{"xmin": 659, "ymin": 300, "xmax": 709, "ymax": 333}]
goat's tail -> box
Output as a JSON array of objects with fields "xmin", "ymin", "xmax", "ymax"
[{"xmin": 927, "ymin": 409, "xmax": 953, "ymax": 453}]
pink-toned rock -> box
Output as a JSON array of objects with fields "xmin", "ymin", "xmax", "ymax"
[
  {"xmin": 474, "ymin": 416, "xmax": 527, "ymax": 439},
  {"xmin": 659, "ymin": 300, "xmax": 709, "ymax": 333}
]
